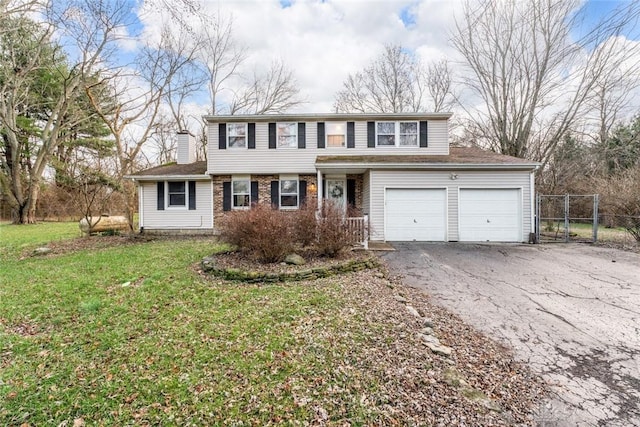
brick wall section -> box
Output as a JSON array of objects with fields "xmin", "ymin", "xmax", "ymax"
[{"xmin": 212, "ymin": 173, "xmax": 320, "ymax": 226}]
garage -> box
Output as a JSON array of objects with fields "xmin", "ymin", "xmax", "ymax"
[
  {"xmin": 385, "ymin": 188, "xmax": 447, "ymax": 241},
  {"xmin": 459, "ymin": 189, "xmax": 521, "ymax": 242}
]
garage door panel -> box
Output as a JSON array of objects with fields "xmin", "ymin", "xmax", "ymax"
[
  {"xmin": 459, "ymin": 189, "xmax": 521, "ymax": 242},
  {"xmin": 386, "ymin": 189, "xmax": 446, "ymax": 241}
]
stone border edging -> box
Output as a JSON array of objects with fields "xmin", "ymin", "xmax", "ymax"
[{"xmin": 201, "ymin": 256, "xmax": 379, "ymax": 283}]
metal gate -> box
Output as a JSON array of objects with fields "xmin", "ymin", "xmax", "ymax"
[{"xmin": 535, "ymin": 194, "xmax": 599, "ymax": 243}]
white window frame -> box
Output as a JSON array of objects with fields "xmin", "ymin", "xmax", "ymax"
[
  {"xmin": 279, "ymin": 175, "xmax": 299, "ymax": 209},
  {"xmin": 376, "ymin": 121, "xmax": 419, "ymax": 147},
  {"xmin": 232, "ymin": 176, "xmax": 251, "ymax": 210},
  {"xmin": 277, "ymin": 122, "xmax": 298, "ymax": 149},
  {"xmin": 227, "ymin": 123, "xmax": 248, "ymax": 149},
  {"xmin": 326, "ymin": 122, "xmax": 346, "ymax": 148},
  {"xmin": 166, "ymin": 181, "xmax": 188, "ymax": 209}
]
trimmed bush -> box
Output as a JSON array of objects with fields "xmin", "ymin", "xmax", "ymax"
[
  {"xmin": 292, "ymin": 197, "xmax": 318, "ymax": 247},
  {"xmin": 218, "ymin": 202, "xmax": 295, "ymax": 263}
]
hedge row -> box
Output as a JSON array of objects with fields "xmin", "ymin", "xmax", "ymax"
[{"xmin": 201, "ymin": 256, "xmax": 379, "ymax": 283}]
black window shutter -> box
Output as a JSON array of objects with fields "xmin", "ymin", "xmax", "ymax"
[
  {"xmin": 298, "ymin": 122, "xmax": 306, "ymax": 149},
  {"xmin": 322, "ymin": 179, "xmax": 326, "ymax": 198},
  {"xmin": 270, "ymin": 181, "xmax": 279, "ymax": 207},
  {"xmin": 317, "ymin": 122, "xmax": 325, "ymax": 148},
  {"xmin": 157, "ymin": 182, "xmax": 165, "ymax": 210},
  {"xmin": 299, "ymin": 180, "xmax": 307, "ymax": 206},
  {"xmin": 222, "ymin": 181, "xmax": 231, "ymax": 211},
  {"xmin": 347, "ymin": 122, "xmax": 355, "ymax": 148},
  {"xmin": 251, "ymin": 181, "xmax": 259, "ymax": 204},
  {"xmin": 248, "ymin": 123, "xmax": 256, "ymax": 149},
  {"xmin": 268, "ymin": 123, "xmax": 276, "ymax": 149},
  {"xmin": 347, "ymin": 179, "xmax": 356, "ymax": 207},
  {"xmin": 419, "ymin": 121, "xmax": 428, "ymax": 148},
  {"xmin": 219, "ymin": 124, "xmax": 227, "ymax": 149},
  {"xmin": 188, "ymin": 181, "xmax": 196, "ymax": 210},
  {"xmin": 367, "ymin": 121, "xmax": 375, "ymax": 148}
]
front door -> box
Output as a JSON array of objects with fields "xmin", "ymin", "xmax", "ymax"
[{"xmin": 326, "ymin": 179, "xmax": 346, "ymax": 211}]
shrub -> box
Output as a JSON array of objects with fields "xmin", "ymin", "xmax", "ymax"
[
  {"xmin": 597, "ymin": 167, "xmax": 640, "ymax": 242},
  {"xmin": 314, "ymin": 200, "xmax": 354, "ymax": 257},
  {"xmin": 292, "ymin": 197, "xmax": 317, "ymax": 247},
  {"xmin": 218, "ymin": 202, "xmax": 295, "ymax": 263}
]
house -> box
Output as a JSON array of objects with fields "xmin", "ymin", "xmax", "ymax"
[{"xmin": 128, "ymin": 113, "xmax": 539, "ymax": 242}]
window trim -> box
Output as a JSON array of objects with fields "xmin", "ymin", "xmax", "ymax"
[
  {"xmin": 375, "ymin": 121, "xmax": 419, "ymax": 148},
  {"xmin": 279, "ymin": 176, "xmax": 299, "ymax": 209},
  {"xmin": 231, "ymin": 176, "xmax": 251, "ymax": 210},
  {"xmin": 227, "ymin": 123, "xmax": 248, "ymax": 149},
  {"xmin": 277, "ymin": 122, "xmax": 298, "ymax": 149},
  {"xmin": 166, "ymin": 180, "xmax": 188, "ymax": 209},
  {"xmin": 325, "ymin": 121, "xmax": 346, "ymax": 148}
]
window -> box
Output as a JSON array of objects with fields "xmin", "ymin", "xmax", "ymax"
[
  {"xmin": 376, "ymin": 121, "xmax": 418, "ymax": 147},
  {"xmin": 277, "ymin": 122, "xmax": 297, "ymax": 148},
  {"xmin": 376, "ymin": 122, "xmax": 396, "ymax": 146},
  {"xmin": 168, "ymin": 181, "xmax": 186, "ymax": 207},
  {"xmin": 232, "ymin": 179, "xmax": 251, "ymax": 209},
  {"xmin": 227, "ymin": 123, "xmax": 247, "ymax": 148},
  {"xmin": 399, "ymin": 122, "xmax": 418, "ymax": 146},
  {"xmin": 326, "ymin": 122, "xmax": 346, "ymax": 147},
  {"xmin": 280, "ymin": 179, "xmax": 298, "ymax": 208}
]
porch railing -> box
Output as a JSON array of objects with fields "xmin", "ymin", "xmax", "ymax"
[{"xmin": 346, "ymin": 215, "xmax": 369, "ymax": 249}]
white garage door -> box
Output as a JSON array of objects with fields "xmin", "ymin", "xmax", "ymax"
[
  {"xmin": 385, "ymin": 189, "xmax": 446, "ymax": 241},
  {"xmin": 459, "ymin": 189, "xmax": 521, "ymax": 242}
]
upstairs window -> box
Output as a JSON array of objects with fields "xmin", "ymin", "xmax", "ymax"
[
  {"xmin": 399, "ymin": 122, "xmax": 418, "ymax": 146},
  {"xmin": 326, "ymin": 122, "xmax": 346, "ymax": 147},
  {"xmin": 277, "ymin": 122, "xmax": 297, "ymax": 148},
  {"xmin": 227, "ymin": 123, "xmax": 247, "ymax": 149},
  {"xmin": 168, "ymin": 181, "xmax": 186, "ymax": 207},
  {"xmin": 376, "ymin": 122, "xmax": 396, "ymax": 146},
  {"xmin": 376, "ymin": 121, "xmax": 418, "ymax": 147}
]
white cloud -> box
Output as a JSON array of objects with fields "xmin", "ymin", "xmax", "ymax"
[{"xmin": 132, "ymin": 0, "xmax": 460, "ymax": 113}]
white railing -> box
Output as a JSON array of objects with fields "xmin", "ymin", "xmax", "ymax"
[{"xmin": 346, "ymin": 215, "xmax": 369, "ymax": 249}]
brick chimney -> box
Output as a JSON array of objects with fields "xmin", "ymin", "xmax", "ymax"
[{"xmin": 176, "ymin": 131, "xmax": 196, "ymax": 164}]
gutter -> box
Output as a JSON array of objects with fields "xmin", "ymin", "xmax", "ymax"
[
  {"xmin": 203, "ymin": 112, "xmax": 453, "ymax": 122},
  {"xmin": 314, "ymin": 162, "xmax": 540, "ymax": 171},
  {"xmin": 124, "ymin": 174, "xmax": 211, "ymax": 181}
]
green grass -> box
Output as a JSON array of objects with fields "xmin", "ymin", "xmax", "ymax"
[{"xmin": 0, "ymin": 223, "xmax": 386, "ymax": 425}]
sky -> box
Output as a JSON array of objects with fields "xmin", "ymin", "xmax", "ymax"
[{"xmin": 125, "ymin": 0, "xmax": 639, "ymax": 118}]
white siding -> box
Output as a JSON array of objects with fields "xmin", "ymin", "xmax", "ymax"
[
  {"xmin": 369, "ymin": 170, "xmax": 532, "ymax": 242},
  {"xmin": 207, "ymin": 119, "xmax": 449, "ymax": 174},
  {"xmin": 177, "ymin": 133, "xmax": 196, "ymax": 164},
  {"xmin": 140, "ymin": 181, "xmax": 213, "ymax": 230}
]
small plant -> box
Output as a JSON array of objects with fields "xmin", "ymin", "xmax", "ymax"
[{"xmin": 218, "ymin": 202, "xmax": 295, "ymax": 263}]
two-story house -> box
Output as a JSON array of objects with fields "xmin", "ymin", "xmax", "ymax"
[{"xmin": 129, "ymin": 113, "xmax": 539, "ymax": 242}]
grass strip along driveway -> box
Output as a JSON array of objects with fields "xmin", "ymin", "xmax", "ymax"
[{"xmin": 1, "ymin": 223, "xmax": 545, "ymax": 425}]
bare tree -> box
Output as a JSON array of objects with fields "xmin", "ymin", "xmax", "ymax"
[
  {"xmin": 0, "ymin": 0, "xmax": 129, "ymax": 223},
  {"xmin": 197, "ymin": 13, "xmax": 246, "ymax": 115},
  {"xmin": 425, "ymin": 59, "xmax": 454, "ymax": 112},
  {"xmin": 229, "ymin": 60, "xmax": 302, "ymax": 115},
  {"xmin": 334, "ymin": 44, "xmax": 454, "ymax": 113},
  {"xmin": 86, "ymin": 19, "xmax": 201, "ymax": 229},
  {"xmin": 453, "ymin": 0, "xmax": 640, "ymax": 165}
]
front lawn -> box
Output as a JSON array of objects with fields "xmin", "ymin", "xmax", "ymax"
[{"xmin": 0, "ymin": 222, "xmax": 545, "ymax": 425}]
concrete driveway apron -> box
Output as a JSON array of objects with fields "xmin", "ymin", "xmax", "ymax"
[{"xmin": 382, "ymin": 243, "xmax": 640, "ymax": 426}]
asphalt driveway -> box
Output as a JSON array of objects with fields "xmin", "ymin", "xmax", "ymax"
[{"xmin": 382, "ymin": 243, "xmax": 640, "ymax": 426}]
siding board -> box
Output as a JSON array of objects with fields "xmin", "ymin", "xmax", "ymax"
[
  {"xmin": 142, "ymin": 181, "xmax": 213, "ymax": 229},
  {"xmin": 208, "ymin": 119, "xmax": 450, "ymax": 174}
]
